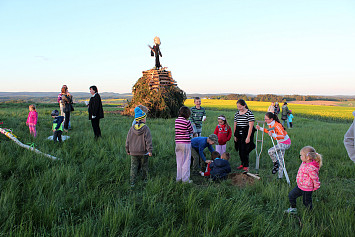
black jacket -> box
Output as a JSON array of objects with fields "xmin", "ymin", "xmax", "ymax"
[
  {"xmin": 89, "ymin": 93, "xmax": 104, "ymax": 120},
  {"xmin": 62, "ymin": 94, "xmax": 73, "ymax": 113}
]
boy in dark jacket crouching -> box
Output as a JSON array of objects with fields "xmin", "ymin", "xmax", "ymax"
[
  {"xmin": 210, "ymin": 152, "xmax": 231, "ymax": 181},
  {"xmin": 125, "ymin": 107, "xmax": 153, "ymax": 187}
]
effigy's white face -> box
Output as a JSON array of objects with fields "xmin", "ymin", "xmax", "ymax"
[{"xmin": 154, "ymin": 37, "xmax": 160, "ymax": 45}]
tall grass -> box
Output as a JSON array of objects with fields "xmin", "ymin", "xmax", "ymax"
[{"xmin": 0, "ymin": 103, "xmax": 354, "ymax": 236}]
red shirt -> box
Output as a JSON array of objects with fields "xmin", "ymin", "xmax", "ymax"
[{"xmin": 214, "ymin": 124, "xmax": 232, "ymax": 145}]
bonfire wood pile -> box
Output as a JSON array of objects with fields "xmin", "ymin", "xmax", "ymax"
[
  {"xmin": 141, "ymin": 69, "xmax": 177, "ymax": 92},
  {"xmin": 124, "ymin": 68, "xmax": 186, "ymax": 119}
]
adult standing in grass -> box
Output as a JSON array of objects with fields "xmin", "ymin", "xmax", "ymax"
[
  {"xmin": 256, "ymin": 112, "xmax": 291, "ymax": 178},
  {"xmin": 267, "ymin": 102, "xmax": 275, "ymax": 113},
  {"xmin": 274, "ymin": 102, "xmax": 280, "ymax": 118},
  {"xmin": 281, "ymin": 102, "xmax": 290, "ymax": 128},
  {"xmin": 344, "ymin": 111, "xmax": 355, "ymax": 163},
  {"xmin": 58, "ymin": 85, "xmax": 67, "ymax": 117},
  {"xmin": 175, "ymin": 106, "xmax": 194, "ymax": 183},
  {"xmin": 234, "ymin": 99, "xmax": 256, "ymax": 172},
  {"xmin": 88, "ymin": 85, "xmax": 104, "ymax": 139},
  {"xmin": 61, "ymin": 86, "xmax": 73, "ymax": 131}
]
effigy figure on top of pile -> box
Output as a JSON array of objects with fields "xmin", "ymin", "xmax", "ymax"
[{"xmin": 148, "ymin": 36, "xmax": 162, "ymax": 69}]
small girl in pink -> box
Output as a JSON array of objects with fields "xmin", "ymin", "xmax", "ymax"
[
  {"xmin": 285, "ymin": 146, "xmax": 322, "ymax": 214},
  {"xmin": 213, "ymin": 115, "xmax": 232, "ymax": 155},
  {"xmin": 26, "ymin": 104, "xmax": 38, "ymax": 137}
]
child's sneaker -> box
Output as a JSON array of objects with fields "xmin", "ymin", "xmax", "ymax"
[
  {"xmin": 242, "ymin": 167, "xmax": 249, "ymax": 172},
  {"xmin": 237, "ymin": 165, "xmax": 243, "ymax": 170},
  {"xmin": 284, "ymin": 207, "xmax": 297, "ymax": 214},
  {"xmin": 272, "ymin": 161, "xmax": 279, "ymax": 174}
]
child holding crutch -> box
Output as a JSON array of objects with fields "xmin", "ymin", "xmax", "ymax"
[
  {"xmin": 256, "ymin": 112, "xmax": 291, "ymax": 178},
  {"xmin": 285, "ymin": 146, "xmax": 322, "ymax": 214}
]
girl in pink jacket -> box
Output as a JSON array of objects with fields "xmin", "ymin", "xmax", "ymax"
[
  {"xmin": 26, "ymin": 104, "xmax": 38, "ymax": 137},
  {"xmin": 285, "ymin": 146, "xmax": 322, "ymax": 214}
]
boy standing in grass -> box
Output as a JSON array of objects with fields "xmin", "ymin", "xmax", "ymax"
[
  {"xmin": 190, "ymin": 97, "xmax": 206, "ymax": 137},
  {"xmin": 51, "ymin": 110, "xmax": 64, "ymax": 142},
  {"xmin": 125, "ymin": 107, "xmax": 153, "ymax": 187}
]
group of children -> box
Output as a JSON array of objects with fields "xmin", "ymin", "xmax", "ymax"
[
  {"xmin": 25, "ymin": 96, "xmax": 321, "ymax": 214},
  {"xmin": 174, "ymin": 97, "xmax": 321, "ymax": 214}
]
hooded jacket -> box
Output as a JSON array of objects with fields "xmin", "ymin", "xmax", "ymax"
[
  {"xmin": 214, "ymin": 124, "xmax": 232, "ymax": 145},
  {"xmin": 209, "ymin": 158, "xmax": 231, "ymax": 180},
  {"xmin": 296, "ymin": 161, "xmax": 320, "ymax": 191},
  {"xmin": 125, "ymin": 123, "xmax": 153, "ymax": 156}
]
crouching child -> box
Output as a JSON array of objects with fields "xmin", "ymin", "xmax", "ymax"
[
  {"xmin": 200, "ymin": 151, "xmax": 220, "ymax": 177},
  {"xmin": 210, "ymin": 152, "xmax": 231, "ymax": 181},
  {"xmin": 125, "ymin": 107, "xmax": 153, "ymax": 187}
]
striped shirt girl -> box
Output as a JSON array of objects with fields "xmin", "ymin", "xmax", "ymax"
[
  {"xmin": 175, "ymin": 116, "xmax": 194, "ymax": 143},
  {"xmin": 234, "ymin": 110, "xmax": 255, "ymax": 133}
]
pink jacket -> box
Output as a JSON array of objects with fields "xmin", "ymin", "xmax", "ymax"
[
  {"xmin": 296, "ymin": 161, "xmax": 320, "ymax": 191},
  {"xmin": 26, "ymin": 111, "xmax": 38, "ymax": 125}
]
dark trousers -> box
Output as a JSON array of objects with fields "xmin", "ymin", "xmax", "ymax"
[
  {"xmin": 64, "ymin": 112, "xmax": 70, "ymax": 130},
  {"xmin": 290, "ymin": 122, "xmax": 293, "ymax": 128},
  {"xmin": 289, "ymin": 186, "xmax": 313, "ymax": 209},
  {"xmin": 239, "ymin": 142, "xmax": 250, "ymax": 167},
  {"xmin": 91, "ymin": 118, "xmax": 101, "ymax": 138},
  {"xmin": 130, "ymin": 155, "xmax": 149, "ymax": 184},
  {"xmin": 53, "ymin": 130, "xmax": 62, "ymax": 142}
]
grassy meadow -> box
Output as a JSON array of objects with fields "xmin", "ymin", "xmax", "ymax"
[{"xmin": 0, "ymin": 101, "xmax": 354, "ymax": 236}]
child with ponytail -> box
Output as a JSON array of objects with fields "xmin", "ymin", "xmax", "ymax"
[
  {"xmin": 214, "ymin": 115, "xmax": 232, "ymax": 155},
  {"xmin": 285, "ymin": 146, "xmax": 322, "ymax": 214},
  {"xmin": 256, "ymin": 112, "xmax": 291, "ymax": 178}
]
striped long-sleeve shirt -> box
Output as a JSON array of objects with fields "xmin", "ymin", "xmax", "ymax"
[
  {"xmin": 175, "ymin": 117, "xmax": 194, "ymax": 143},
  {"xmin": 190, "ymin": 106, "xmax": 206, "ymax": 129}
]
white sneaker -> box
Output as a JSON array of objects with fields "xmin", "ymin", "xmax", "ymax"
[{"xmin": 284, "ymin": 207, "xmax": 297, "ymax": 214}]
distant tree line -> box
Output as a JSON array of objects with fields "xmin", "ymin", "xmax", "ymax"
[{"xmin": 209, "ymin": 94, "xmax": 351, "ymax": 102}]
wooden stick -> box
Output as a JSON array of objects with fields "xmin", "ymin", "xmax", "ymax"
[{"xmin": 245, "ymin": 172, "xmax": 261, "ymax": 180}]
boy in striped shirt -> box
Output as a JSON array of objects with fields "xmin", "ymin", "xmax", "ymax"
[{"xmin": 190, "ymin": 97, "xmax": 206, "ymax": 137}]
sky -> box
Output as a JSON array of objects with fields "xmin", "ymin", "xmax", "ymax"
[{"xmin": 1, "ymin": 0, "xmax": 354, "ymax": 95}]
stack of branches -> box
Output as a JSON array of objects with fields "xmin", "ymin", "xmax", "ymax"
[{"xmin": 123, "ymin": 74, "xmax": 186, "ymax": 118}]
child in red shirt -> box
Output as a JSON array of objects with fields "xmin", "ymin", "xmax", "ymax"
[{"xmin": 214, "ymin": 115, "xmax": 232, "ymax": 155}]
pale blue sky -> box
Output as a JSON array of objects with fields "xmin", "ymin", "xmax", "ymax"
[{"xmin": 1, "ymin": 0, "xmax": 354, "ymax": 95}]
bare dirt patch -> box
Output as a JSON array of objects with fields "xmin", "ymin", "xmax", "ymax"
[{"xmin": 229, "ymin": 173, "xmax": 257, "ymax": 187}]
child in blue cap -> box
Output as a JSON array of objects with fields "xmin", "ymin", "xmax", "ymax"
[{"xmin": 125, "ymin": 107, "xmax": 153, "ymax": 187}]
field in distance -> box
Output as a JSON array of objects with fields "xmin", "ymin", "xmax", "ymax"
[{"xmin": 184, "ymin": 99, "xmax": 355, "ymax": 122}]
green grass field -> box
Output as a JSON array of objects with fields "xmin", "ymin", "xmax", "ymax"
[{"xmin": 0, "ymin": 102, "xmax": 354, "ymax": 236}]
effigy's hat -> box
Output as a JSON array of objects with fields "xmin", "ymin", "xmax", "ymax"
[{"xmin": 134, "ymin": 107, "xmax": 147, "ymax": 121}]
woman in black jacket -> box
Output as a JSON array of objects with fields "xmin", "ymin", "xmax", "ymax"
[{"xmin": 88, "ymin": 85, "xmax": 104, "ymax": 139}]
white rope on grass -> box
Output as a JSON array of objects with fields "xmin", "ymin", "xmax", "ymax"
[{"xmin": 0, "ymin": 127, "xmax": 59, "ymax": 160}]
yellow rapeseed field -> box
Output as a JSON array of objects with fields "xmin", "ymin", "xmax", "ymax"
[{"xmin": 184, "ymin": 99, "xmax": 355, "ymax": 122}]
